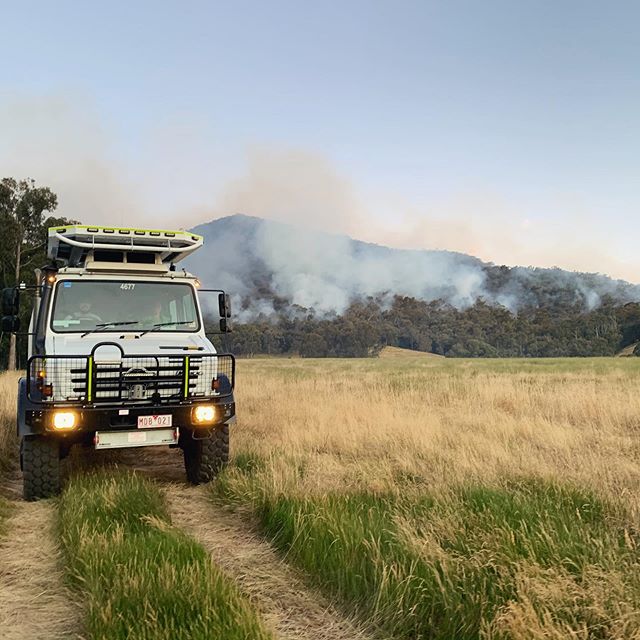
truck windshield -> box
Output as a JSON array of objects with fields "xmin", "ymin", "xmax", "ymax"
[{"xmin": 51, "ymin": 281, "xmax": 200, "ymax": 334}]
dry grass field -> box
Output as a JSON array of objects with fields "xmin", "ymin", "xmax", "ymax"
[
  {"xmin": 227, "ymin": 357, "xmax": 640, "ymax": 501},
  {"xmin": 2, "ymin": 357, "xmax": 640, "ymax": 639}
]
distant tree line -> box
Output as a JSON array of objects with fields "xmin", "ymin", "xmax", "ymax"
[{"xmin": 214, "ymin": 296, "xmax": 640, "ymax": 358}]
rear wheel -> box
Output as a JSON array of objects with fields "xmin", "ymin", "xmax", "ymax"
[
  {"xmin": 183, "ymin": 424, "xmax": 229, "ymax": 484},
  {"xmin": 22, "ymin": 436, "xmax": 61, "ymax": 501}
]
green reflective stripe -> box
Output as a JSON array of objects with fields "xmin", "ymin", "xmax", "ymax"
[
  {"xmin": 87, "ymin": 357, "xmax": 93, "ymax": 402},
  {"xmin": 183, "ymin": 357, "xmax": 190, "ymax": 398}
]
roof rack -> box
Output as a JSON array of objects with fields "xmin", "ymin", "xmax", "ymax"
[{"xmin": 48, "ymin": 225, "xmax": 203, "ymax": 268}]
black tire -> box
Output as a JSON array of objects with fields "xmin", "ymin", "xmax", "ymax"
[
  {"xmin": 183, "ymin": 424, "xmax": 229, "ymax": 485},
  {"xmin": 22, "ymin": 436, "xmax": 61, "ymax": 501}
]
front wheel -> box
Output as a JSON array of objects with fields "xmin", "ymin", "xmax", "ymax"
[
  {"xmin": 22, "ymin": 436, "xmax": 61, "ymax": 501},
  {"xmin": 182, "ymin": 424, "xmax": 229, "ymax": 485}
]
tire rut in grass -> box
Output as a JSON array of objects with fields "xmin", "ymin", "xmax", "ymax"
[
  {"xmin": 0, "ymin": 498, "xmax": 83, "ymax": 640},
  {"xmin": 165, "ymin": 484, "xmax": 381, "ymax": 640}
]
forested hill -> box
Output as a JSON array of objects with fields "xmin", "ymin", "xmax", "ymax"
[{"xmin": 187, "ymin": 215, "xmax": 640, "ymax": 358}]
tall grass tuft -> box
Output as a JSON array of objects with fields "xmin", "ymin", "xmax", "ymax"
[
  {"xmin": 60, "ymin": 470, "xmax": 272, "ymax": 640},
  {"xmin": 0, "ymin": 372, "xmax": 20, "ymax": 534},
  {"xmin": 0, "ymin": 371, "xmax": 20, "ymax": 472}
]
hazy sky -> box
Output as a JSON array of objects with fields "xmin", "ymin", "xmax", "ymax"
[{"xmin": 1, "ymin": 1, "xmax": 639, "ymax": 281}]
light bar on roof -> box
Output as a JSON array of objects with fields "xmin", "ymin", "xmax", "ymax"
[{"xmin": 47, "ymin": 225, "xmax": 203, "ymax": 266}]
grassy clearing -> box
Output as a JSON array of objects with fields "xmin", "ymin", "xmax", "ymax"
[
  {"xmin": 214, "ymin": 356, "xmax": 640, "ymax": 639},
  {"xmin": 59, "ymin": 470, "xmax": 273, "ymax": 640}
]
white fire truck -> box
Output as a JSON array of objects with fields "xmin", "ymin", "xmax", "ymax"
[{"xmin": 2, "ymin": 225, "xmax": 234, "ymax": 500}]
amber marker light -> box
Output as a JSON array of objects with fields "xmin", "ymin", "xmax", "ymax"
[
  {"xmin": 47, "ymin": 275, "xmax": 56, "ymax": 283},
  {"xmin": 52, "ymin": 411, "xmax": 77, "ymax": 430},
  {"xmin": 192, "ymin": 404, "xmax": 216, "ymax": 424}
]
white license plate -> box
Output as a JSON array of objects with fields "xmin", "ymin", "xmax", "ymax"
[
  {"xmin": 137, "ymin": 414, "xmax": 173, "ymax": 428},
  {"xmin": 95, "ymin": 428, "xmax": 179, "ymax": 450}
]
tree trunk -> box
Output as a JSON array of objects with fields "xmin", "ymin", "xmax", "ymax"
[{"xmin": 7, "ymin": 239, "xmax": 20, "ymax": 371}]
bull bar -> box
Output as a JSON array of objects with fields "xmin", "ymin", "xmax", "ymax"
[{"xmin": 26, "ymin": 344, "xmax": 235, "ymax": 406}]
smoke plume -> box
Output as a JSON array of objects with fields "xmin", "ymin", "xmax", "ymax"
[{"xmin": 187, "ymin": 214, "xmax": 640, "ymax": 320}]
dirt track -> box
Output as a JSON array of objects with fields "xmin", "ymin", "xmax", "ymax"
[{"xmin": 0, "ymin": 469, "xmax": 83, "ymax": 640}]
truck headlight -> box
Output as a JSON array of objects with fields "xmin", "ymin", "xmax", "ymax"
[
  {"xmin": 192, "ymin": 404, "xmax": 216, "ymax": 424},
  {"xmin": 53, "ymin": 411, "xmax": 77, "ymax": 430}
]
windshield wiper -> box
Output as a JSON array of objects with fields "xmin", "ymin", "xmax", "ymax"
[
  {"xmin": 137, "ymin": 321, "xmax": 194, "ymax": 337},
  {"xmin": 81, "ymin": 321, "xmax": 139, "ymax": 338}
]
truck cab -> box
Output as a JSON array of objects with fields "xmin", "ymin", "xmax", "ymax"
[{"xmin": 4, "ymin": 225, "xmax": 235, "ymax": 500}]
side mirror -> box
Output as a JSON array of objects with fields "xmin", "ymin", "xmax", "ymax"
[
  {"xmin": 1, "ymin": 316, "xmax": 20, "ymax": 333},
  {"xmin": 219, "ymin": 318, "xmax": 231, "ymax": 333},
  {"xmin": 2, "ymin": 288, "xmax": 19, "ymax": 316},
  {"xmin": 218, "ymin": 293, "xmax": 231, "ymax": 318}
]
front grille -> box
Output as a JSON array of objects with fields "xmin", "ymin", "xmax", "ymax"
[
  {"xmin": 90, "ymin": 357, "xmax": 185, "ymax": 402},
  {"xmin": 28, "ymin": 353, "xmax": 235, "ymax": 404}
]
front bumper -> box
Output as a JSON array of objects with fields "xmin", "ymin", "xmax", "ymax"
[{"xmin": 19, "ymin": 381, "xmax": 235, "ymax": 439}]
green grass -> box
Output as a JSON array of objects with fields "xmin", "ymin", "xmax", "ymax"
[
  {"xmin": 215, "ymin": 469, "xmax": 640, "ymax": 639},
  {"xmin": 59, "ymin": 471, "xmax": 272, "ymax": 640}
]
